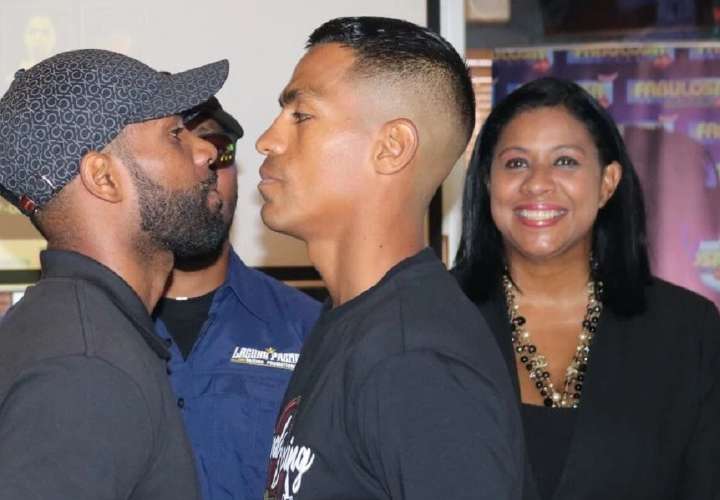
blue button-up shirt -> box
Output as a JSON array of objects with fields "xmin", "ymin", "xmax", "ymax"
[{"xmin": 155, "ymin": 249, "xmax": 321, "ymax": 500}]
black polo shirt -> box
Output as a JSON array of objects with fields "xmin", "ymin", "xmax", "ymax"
[{"xmin": 0, "ymin": 250, "xmax": 200, "ymax": 500}]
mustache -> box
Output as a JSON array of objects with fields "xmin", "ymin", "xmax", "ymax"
[
  {"xmin": 200, "ymin": 170, "xmax": 219, "ymax": 191},
  {"xmin": 202, "ymin": 170, "xmax": 217, "ymax": 188}
]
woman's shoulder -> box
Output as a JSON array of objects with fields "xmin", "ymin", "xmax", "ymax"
[
  {"xmin": 638, "ymin": 278, "xmax": 720, "ymax": 347},
  {"xmin": 645, "ymin": 276, "xmax": 718, "ymax": 314}
]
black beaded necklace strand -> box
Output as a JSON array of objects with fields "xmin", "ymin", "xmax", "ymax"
[{"xmin": 502, "ymin": 274, "xmax": 603, "ymax": 408}]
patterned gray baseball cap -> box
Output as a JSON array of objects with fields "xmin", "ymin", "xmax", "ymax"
[{"xmin": 0, "ymin": 49, "xmax": 229, "ymax": 215}]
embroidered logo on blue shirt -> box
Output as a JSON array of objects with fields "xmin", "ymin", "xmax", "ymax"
[{"xmin": 231, "ymin": 346, "xmax": 299, "ymax": 371}]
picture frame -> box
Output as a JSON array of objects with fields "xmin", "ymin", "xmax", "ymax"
[{"xmin": 0, "ymin": 200, "xmax": 46, "ymax": 272}]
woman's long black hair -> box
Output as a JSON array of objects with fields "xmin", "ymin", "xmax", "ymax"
[{"xmin": 453, "ymin": 77, "xmax": 651, "ymax": 316}]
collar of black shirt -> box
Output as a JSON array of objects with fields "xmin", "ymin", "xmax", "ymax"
[{"xmin": 40, "ymin": 249, "xmax": 170, "ymax": 360}]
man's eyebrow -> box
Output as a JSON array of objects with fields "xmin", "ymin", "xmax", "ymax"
[
  {"xmin": 278, "ymin": 88, "xmax": 297, "ymax": 108},
  {"xmin": 278, "ymin": 87, "xmax": 319, "ymax": 108}
]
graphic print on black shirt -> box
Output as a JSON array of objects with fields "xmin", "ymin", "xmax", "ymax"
[{"xmin": 266, "ymin": 396, "xmax": 316, "ymax": 500}]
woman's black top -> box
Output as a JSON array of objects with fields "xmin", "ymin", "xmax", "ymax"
[
  {"xmin": 473, "ymin": 278, "xmax": 720, "ymax": 500},
  {"xmin": 521, "ymin": 404, "xmax": 577, "ymax": 500}
]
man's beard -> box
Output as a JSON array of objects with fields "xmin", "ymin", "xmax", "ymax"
[
  {"xmin": 129, "ymin": 164, "xmax": 229, "ymax": 260},
  {"xmin": 175, "ymin": 184, "xmax": 238, "ymax": 272}
]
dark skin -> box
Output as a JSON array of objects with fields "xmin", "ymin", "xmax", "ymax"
[
  {"xmin": 43, "ymin": 115, "xmax": 218, "ymax": 311},
  {"xmin": 489, "ymin": 107, "xmax": 621, "ymax": 405},
  {"xmin": 164, "ymin": 117, "xmax": 236, "ymax": 299}
]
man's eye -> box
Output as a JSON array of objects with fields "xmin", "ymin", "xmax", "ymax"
[
  {"xmin": 170, "ymin": 127, "xmax": 184, "ymax": 140},
  {"xmin": 292, "ymin": 112, "xmax": 312, "ymax": 123}
]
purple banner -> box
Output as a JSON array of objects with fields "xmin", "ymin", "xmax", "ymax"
[{"xmin": 493, "ymin": 45, "xmax": 720, "ymax": 307}]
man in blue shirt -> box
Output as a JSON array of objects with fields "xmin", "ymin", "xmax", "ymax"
[{"xmin": 154, "ymin": 97, "xmax": 321, "ymax": 500}]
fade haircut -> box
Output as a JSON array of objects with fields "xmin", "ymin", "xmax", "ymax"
[{"xmin": 307, "ymin": 17, "xmax": 476, "ymax": 146}]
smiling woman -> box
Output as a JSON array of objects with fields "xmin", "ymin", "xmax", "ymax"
[
  {"xmin": 489, "ymin": 106, "xmax": 621, "ymax": 266},
  {"xmin": 454, "ymin": 77, "xmax": 720, "ymax": 500}
]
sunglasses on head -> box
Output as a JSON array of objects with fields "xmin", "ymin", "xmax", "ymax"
[{"xmin": 200, "ymin": 133, "xmax": 237, "ymax": 169}]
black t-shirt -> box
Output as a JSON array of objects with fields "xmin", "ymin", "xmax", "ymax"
[
  {"xmin": 155, "ymin": 291, "xmax": 216, "ymax": 359},
  {"xmin": 265, "ymin": 248, "xmax": 524, "ymax": 500}
]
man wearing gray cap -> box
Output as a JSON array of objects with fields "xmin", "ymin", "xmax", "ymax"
[{"xmin": 0, "ymin": 49, "xmax": 228, "ymax": 500}]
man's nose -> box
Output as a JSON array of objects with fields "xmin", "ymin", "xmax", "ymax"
[
  {"xmin": 192, "ymin": 133, "xmax": 219, "ymax": 169},
  {"xmin": 256, "ymin": 115, "xmax": 286, "ymax": 157}
]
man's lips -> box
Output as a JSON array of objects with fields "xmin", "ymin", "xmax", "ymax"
[
  {"xmin": 201, "ymin": 171, "xmax": 219, "ymax": 192},
  {"xmin": 259, "ymin": 163, "xmax": 283, "ymax": 184},
  {"xmin": 513, "ymin": 203, "xmax": 567, "ymax": 226}
]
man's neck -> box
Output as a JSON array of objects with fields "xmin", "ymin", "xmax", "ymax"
[
  {"xmin": 307, "ymin": 217, "xmax": 425, "ymax": 307},
  {"xmin": 164, "ymin": 242, "xmax": 231, "ymax": 299},
  {"xmin": 49, "ymin": 239, "xmax": 174, "ymax": 313}
]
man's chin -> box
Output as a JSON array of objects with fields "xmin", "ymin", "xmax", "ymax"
[
  {"xmin": 163, "ymin": 216, "xmax": 229, "ymax": 262},
  {"xmin": 260, "ymin": 209, "xmax": 306, "ymax": 242},
  {"xmin": 260, "ymin": 204, "xmax": 284, "ymax": 233},
  {"xmin": 172, "ymin": 238, "xmax": 225, "ymax": 263},
  {"xmin": 174, "ymin": 240, "xmax": 227, "ymax": 271}
]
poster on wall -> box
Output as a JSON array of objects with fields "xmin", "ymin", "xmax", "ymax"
[
  {"xmin": 0, "ymin": 287, "xmax": 27, "ymax": 320},
  {"xmin": 0, "ymin": 199, "xmax": 46, "ymax": 270},
  {"xmin": 493, "ymin": 44, "xmax": 720, "ymax": 308}
]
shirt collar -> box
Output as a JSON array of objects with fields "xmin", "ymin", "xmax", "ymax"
[
  {"xmin": 318, "ymin": 246, "xmax": 439, "ymax": 322},
  {"xmin": 40, "ymin": 249, "xmax": 170, "ymax": 360}
]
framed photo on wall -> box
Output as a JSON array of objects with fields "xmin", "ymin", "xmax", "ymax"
[
  {"xmin": 0, "ymin": 200, "xmax": 45, "ymax": 282},
  {"xmin": 0, "ymin": 284, "xmax": 31, "ymax": 320}
]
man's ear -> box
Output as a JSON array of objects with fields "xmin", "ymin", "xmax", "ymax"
[
  {"xmin": 78, "ymin": 151, "xmax": 124, "ymax": 203},
  {"xmin": 374, "ymin": 118, "xmax": 419, "ymax": 175}
]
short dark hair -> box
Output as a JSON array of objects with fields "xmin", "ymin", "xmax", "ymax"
[
  {"xmin": 453, "ymin": 77, "xmax": 651, "ymax": 316},
  {"xmin": 307, "ymin": 16, "xmax": 475, "ymax": 144}
]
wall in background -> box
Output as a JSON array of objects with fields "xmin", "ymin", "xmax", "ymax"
[{"xmin": 0, "ymin": 0, "xmax": 426, "ymax": 270}]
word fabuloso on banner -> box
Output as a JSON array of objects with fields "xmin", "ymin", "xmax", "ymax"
[
  {"xmin": 627, "ymin": 78, "xmax": 720, "ymax": 106},
  {"xmin": 688, "ymin": 47, "xmax": 720, "ymax": 60},
  {"xmin": 695, "ymin": 240, "xmax": 720, "ymax": 292},
  {"xmin": 688, "ymin": 121, "xmax": 720, "ymax": 144},
  {"xmin": 493, "ymin": 49, "xmax": 554, "ymax": 73},
  {"xmin": 494, "ymin": 48, "xmax": 553, "ymax": 63},
  {"xmin": 567, "ymin": 47, "xmax": 674, "ymax": 64}
]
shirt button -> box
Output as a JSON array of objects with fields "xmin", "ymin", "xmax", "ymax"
[
  {"xmin": 164, "ymin": 338, "xmax": 172, "ymax": 347},
  {"xmin": 177, "ymin": 397, "xmax": 185, "ymax": 409}
]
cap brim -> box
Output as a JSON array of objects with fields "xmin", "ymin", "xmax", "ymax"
[
  {"xmin": 211, "ymin": 108, "xmax": 244, "ymax": 140},
  {"xmin": 181, "ymin": 96, "xmax": 244, "ymax": 140},
  {"xmin": 146, "ymin": 59, "xmax": 229, "ymax": 121}
]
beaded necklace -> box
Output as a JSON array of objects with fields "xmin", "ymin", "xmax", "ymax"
[{"xmin": 502, "ymin": 274, "xmax": 603, "ymax": 408}]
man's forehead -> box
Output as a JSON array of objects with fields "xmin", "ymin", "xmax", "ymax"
[
  {"xmin": 120, "ymin": 115, "xmax": 181, "ymax": 140},
  {"xmin": 279, "ymin": 85, "xmax": 321, "ymax": 106},
  {"xmin": 139, "ymin": 114, "xmax": 181, "ymax": 127},
  {"xmin": 283, "ymin": 44, "xmax": 357, "ymax": 100}
]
